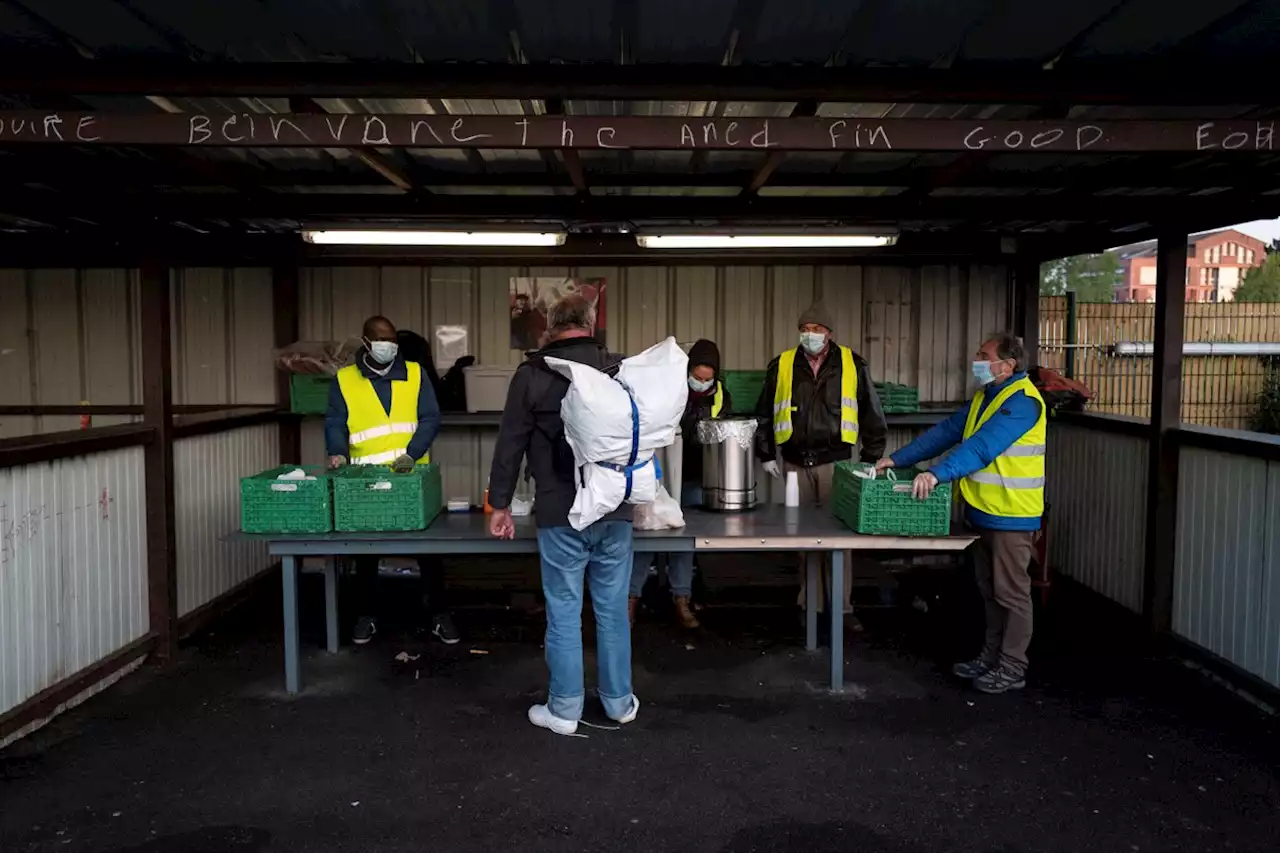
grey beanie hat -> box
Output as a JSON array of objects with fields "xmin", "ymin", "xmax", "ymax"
[{"xmin": 798, "ymin": 300, "xmax": 834, "ymax": 332}]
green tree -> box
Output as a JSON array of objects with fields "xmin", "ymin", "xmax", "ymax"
[
  {"xmin": 1040, "ymin": 252, "xmax": 1121, "ymax": 302},
  {"xmin": 1233, "ymin": 251, "xmax": 1280, "ymax": 302}
]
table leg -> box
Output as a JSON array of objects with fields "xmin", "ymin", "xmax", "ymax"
[
  {"xmin": 829, "ymin": 550, "xmax": 844, "ymax": 692},
  {"xmin": 805, "ymin": 557, "xmax": 818, "ymax": 652},
  {"xmin": 323, "ymin": 558, "xmax": 339, "ymax": 654},
  {"xmin": 282, "ymin": 555, "xmax": 301, "ymax": 695}
]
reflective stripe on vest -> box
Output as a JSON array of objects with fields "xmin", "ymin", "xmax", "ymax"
[
  {"xmin": 711, "ymin": 381, "xmax": 724, "ymax": 418},
  {"xmin": 336, "ymin": 361, "xmax": 431, "ymax": 466},
  {"xmin": 772, "ymin": 346, "xmax": 858, "ymax": 446},
  {"xmin": 957, "ymin": 377, "xmax": 1047, "ymax": 518}
]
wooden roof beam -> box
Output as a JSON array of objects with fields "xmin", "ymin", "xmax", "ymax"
[{"xmin": 287, "ymin": 97, "xmax": 417, "ymax": 191}]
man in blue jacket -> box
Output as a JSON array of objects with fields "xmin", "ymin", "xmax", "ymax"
[
  {"xmin": 876, "ymin": 333, "xmax": 1046, "ymax": 695},
  {"xmin": 325, "ymin": 315, "xmax": 454, "ymax": 645}
]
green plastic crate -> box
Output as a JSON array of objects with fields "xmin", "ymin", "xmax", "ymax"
[
  {"xmin": 331, "ymin": 463, "xmax": 443, "ymax": 532},
  {"xmin": 290, "ymin": 374, "xmax": 335, "ymax": 415},
  {"xmin": 240, "ymin": 465, "xmax": 332, "ymax": 533},
  {"xmin": 874, "ymin": 381, "xmax": 920, "ymax": 414},
  {"xmin": 831, "ymin": 461, "xmax": 951, "ymax": 537},
  {"xmin": 720, "ymin": 370, "xmax": 767, "ymax": 414}
]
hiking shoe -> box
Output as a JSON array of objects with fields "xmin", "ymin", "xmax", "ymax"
[
  {"xmin": 528, "ymin": 704, "xmax": 578, "ymax": 736},
  {"xmin": 352, "ymin": 617, "xmax": 377, "ymax": 645},
  {"xmin": 952, "ymin": 657, "xmax": 995, "ymax": 680},
  {"xmin": 432, "ymin": 613, "xmax": 461, "ymax": 645},
  {"xmin": 974, "ymin": 663, "xmax": 1026, "ymax": 694},
  {"xmin": 611, "ymin": 696, "xmax": 641, "ymax": 725},
  {"xmin": 674, "ymin": 596, "xmax": 700, "ymax": 629}
]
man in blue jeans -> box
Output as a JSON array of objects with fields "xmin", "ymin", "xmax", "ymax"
[
  {"xmin": 629, "ymin": 338, "xmax": 731, "ymax": 628},
  {"xmin": 488, "ymin": 294, "xmax": 640, "ymax": 736}
]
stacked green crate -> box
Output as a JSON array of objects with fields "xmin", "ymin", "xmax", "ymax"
[
  {"xmin": 290, "ymin": 374, "xmax": 335, "ymax": 414},
  {"xmin": 240, "ymin": 465, "xmax": 332, "ymax": 533},
  {"xmin": 331, "ymin": 463, "xmax": 444, "ymax": 532},
  {"xmin": 831, "ymin": 461, "xmax": 950, "ymax": 537},
  {"xmin": 719, "ymin": 370, "xmax": 767, "ymax": 414},
  {"xmin": 874, "ymin": 381, "xmax": 920, "ymax": 414}
]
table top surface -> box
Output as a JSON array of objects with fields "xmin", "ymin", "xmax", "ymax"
[{"xmin": 242, "ymin": 506, "xmax": 975, "ymax": 552}]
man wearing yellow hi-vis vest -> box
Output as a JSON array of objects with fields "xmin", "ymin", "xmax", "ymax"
[
  {"xmin": 878, "ymin": 333, "xmax": 1046, "ymax": 695},
  {"xmin": 325, "ymin": 315, "xmax": 448, "ymax": 646},
  {"xmin": 755, "ymin": 301, "xmax": 887, "ymax": 634}
]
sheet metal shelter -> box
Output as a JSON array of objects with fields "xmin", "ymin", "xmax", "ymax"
[{"xmin": 3, "ymin": 0, "xmax": 1280, "ymax": 740}]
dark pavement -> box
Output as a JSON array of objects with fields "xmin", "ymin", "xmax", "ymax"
[{"xmin": 1, "ymin": 577, "xmax": 1277, "ymax": 853}]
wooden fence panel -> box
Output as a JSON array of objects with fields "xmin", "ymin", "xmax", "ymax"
[{"xmin": 1038, "ymin": 298, "xmax": 1279, "ymax": 430}]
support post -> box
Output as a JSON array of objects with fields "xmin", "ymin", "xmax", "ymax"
[
  {"xmin": 141, "ymin": 262, "xmax": 178, "ymax": 660},
  {"xmin": 1143, "ymin": 227, "xmax": 1187, "ymax": 637},
  {"xmin": 273, "ymin": 265, "xmax": 301, "ymax": 465},
  {"xmin": 1064, "ymin": 290, "xmax": 1078, "ymax": 379},
  {"xmin": 1015, "ymin": 259, "xmax": 1041, "ymax": 368}
]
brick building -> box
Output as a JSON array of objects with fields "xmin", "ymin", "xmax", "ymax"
[{"xmin": 1115, "ymin": 228, "xmax": 1267, "ymax": 302}]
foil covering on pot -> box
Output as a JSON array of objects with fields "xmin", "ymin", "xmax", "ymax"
[{"xmin": 697, "ymin": 417, "xmax": 759, "ymax": 450}]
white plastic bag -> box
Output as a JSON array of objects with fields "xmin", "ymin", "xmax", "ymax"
[
  {"xmin": 544, "ymin": 337, "xmax": 689, "ymax": 530},
  {"xmin": 633, "ymin": 484, "xmax": 686, "ymax": 531}
]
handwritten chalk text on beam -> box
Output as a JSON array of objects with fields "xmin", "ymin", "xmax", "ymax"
[{"xmin": 0, "ymin": 113, "xmax": 1273, "ymax": 152}]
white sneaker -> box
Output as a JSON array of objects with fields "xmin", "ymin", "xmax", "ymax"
[
  {"xmin": 612, "ymin": 696, "xmax": 640, "ymax": 725},
  {"xmin": 527, "ymin": 704, "xmax": 578, "ymax": 736}
]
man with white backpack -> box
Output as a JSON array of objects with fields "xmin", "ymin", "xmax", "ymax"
[{"xmin": 488, "ymin": 295, "xmax": 641, "ymax": 736}]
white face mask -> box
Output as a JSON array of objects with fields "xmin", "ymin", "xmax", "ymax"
[
  {"xmin": 799, "ymin": 332, "xmax": 827, "ymax": 356},
  {"xmin": 367, "ymin": 339, "xmax": 399, "ymax": 365},
  {"xmin": 688, "ymin": 376, "xmax": 714, "ymax": 393}
]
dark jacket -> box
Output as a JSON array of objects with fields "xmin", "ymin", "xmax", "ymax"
[
  {"xmin": 324, "ymin": 353, "xmax": 442, "ymax": 461},
  {"xmin": 681, "ymin": 383, "xmax": 733, "ymax": 483},
  {"xmin": 682, "ymin": 338, "xmax": 732, "ymax": 483},
  {"xmin": 396, "ymin": 329, "xmax": 446, "ymax": 406},
  {"xmin": 754, "ymin": 343, "xmax": 887, "ymax": 467},
  {"xmin": 488, "ymin": 336, "xmax": 633, "ymax": 529}
]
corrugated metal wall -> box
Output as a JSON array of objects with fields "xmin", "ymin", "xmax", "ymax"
[
  {"xmin": 1175, "ymin": 446, "xmax": 1280, "ymax": 689},
  {"xmin": 1046, "ymin": 423, "xmax": 1148, "ymax": 613},
  {"xmin": 174, "ymin": 423, "xmax": 278, "ymax": 617},
  {"xmin": 0, "ymin": 447, "xmax": 148, "ymax": 720},
  {"xmin": 0, "ymin": 268, "xmax": 277, "ymax": 438},
  {"xmin": 298, "ymin": 263, "xmax": 1007, "ymax": 503},
  {"xmin": 299, "ymin": 264, "xmax": 1009, "ymax": 379}
]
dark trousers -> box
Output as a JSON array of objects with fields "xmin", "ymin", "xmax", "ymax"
[
  {"xmin": 973, "ymin": 530, "xmax": 1035, "ymax": 674},
  {"xmin": 354, "ymin": 556, "xmax": 447, "ymax": 620}
]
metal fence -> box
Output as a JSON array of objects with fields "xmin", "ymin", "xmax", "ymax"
[{"xmin": 1040, "ymin": 296, "xmax": 1280, "ymax": 430}]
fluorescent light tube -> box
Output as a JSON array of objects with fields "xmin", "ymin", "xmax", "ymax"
[
  {"xmin": 636, "ymin": 233, "xmax": 897, "ymax": 249},
  {"xmin": 303, "ymin": 230, "xmax": 567, "ymax": 247}
]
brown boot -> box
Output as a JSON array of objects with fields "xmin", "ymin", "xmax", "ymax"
[
  {"xmin": 628, "ymin": 595, "xmax": 639, "ymax": 627},
  {"xmin": 674, "ymin": 596, "xmax": 700, "ymax": 629}
]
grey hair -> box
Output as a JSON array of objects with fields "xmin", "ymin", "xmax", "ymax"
[
  {"xmin": 546, "ymin": 294, "xmax": 596, "ymax": 335},
  {"xmin": 985, "ymin": 332, "xmax": 1025, "ymax": 371}
]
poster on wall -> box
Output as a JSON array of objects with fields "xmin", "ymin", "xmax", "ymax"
[{"xmin": 509, "ymin": 277, "xmax": 607, "ymax": 350}]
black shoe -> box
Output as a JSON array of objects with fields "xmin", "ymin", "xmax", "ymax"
[
  {"xmin": 432, "ymin": 613, "xmax": 461, "ymax": 645},
  {"xmin": 352, "ymin": 617, "xmax": 377, "ymax": 645}
]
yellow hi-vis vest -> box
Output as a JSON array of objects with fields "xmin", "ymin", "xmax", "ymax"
[
  {"xmin": 710, "ymin": 381, "xmax": 724, "ymax": 418},
  {"xmin": 336, "ymin": 362, "xmax": 430, "ymax": 466},
  {"xmin": 772, "ymin": 346, "xmax": 858, "ymax": 446},
  {"xmin": 958, "ymin": 377, "xmax": 1047, "ymax": 518}
]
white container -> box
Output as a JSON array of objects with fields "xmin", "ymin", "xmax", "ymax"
[
  {"xmin": 784, "ymin": 470, "xmax": 800, "ymax": 507},
  {"xmin": 463, "ymin": 366, "xmax": 518, "ymax": 412}
]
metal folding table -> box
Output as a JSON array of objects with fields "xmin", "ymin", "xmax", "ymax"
[{"xmin": 249, "ymin": 507, "xmax": 975, "ymax": 694}]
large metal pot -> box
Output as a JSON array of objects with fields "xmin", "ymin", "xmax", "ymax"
[{"xmin": 698, "ymin": 417, "xmax": 759, "ymax": 512}]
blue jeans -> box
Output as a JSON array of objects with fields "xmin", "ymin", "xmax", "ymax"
[
  {"xmin": 536, "ymin": 521, "xmax": 636, "ymax": 722},
  {"xmin": 630, "ymin": 484, "xmax": 700, "ymax": 598}
]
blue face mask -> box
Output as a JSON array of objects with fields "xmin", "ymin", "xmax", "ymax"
[
  {"xmin": 971, "ymin": 360, "xmax": 995, "ymax": 385},
  {"xmin": 688, "ymin": 377, "xmax": 714, "ymax": 394},
  {"xmin": 799, "ymin": 332, "xmax": 827, "ymax": 356}
]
